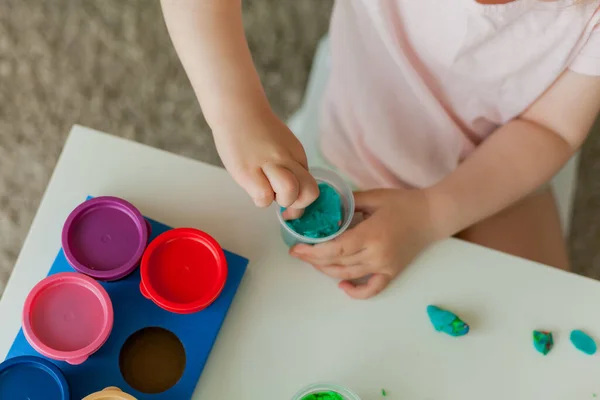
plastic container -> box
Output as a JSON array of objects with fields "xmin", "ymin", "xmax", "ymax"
[
  {"xmin": 140, "ymin": 228, "xmax": 228, "ymax": 314},
  {"xmin": 277, "ymin": 168, "xmax": 355, "ymax": 247},
  {"xmin": 22, "ymin": 272, "xmax": 114, "ymax": 365},
  {"xmin": 83, "ymin": 386, "xmax": 137, "ymax": 400},
  {"xmin": 292, "ymin": 382, "xmax": 361, "ymax": 400},
  {"xmin": 62, "ymin": 196, "xmax": 149, "ymax": 281},
  {"xmin": 0, "ymin": 355, "xmax": 70, "ymax": 400}
]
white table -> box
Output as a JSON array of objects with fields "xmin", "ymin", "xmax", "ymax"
[{"xmin": 1, "ymin": 125, "xmax": 599, "ymax": 399}]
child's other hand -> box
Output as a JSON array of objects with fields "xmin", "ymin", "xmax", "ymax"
[
  {"xmin": 213, "ymin": 110, "xmax": 319, "ymax": 212},
  {"xmin": 290, "ymin": 189, "xmax": 437, "ymax": 299}
]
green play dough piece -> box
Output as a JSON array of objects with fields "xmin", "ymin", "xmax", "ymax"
[
  {"xmin": 532, "ymin": 331, "xmax": 554, "ymax": 355},
  {"xmin": 300, "ymin": 392, "xmax": 345, "ymax": 400},
  {"xmin": 427, "ymin": 305, "xmax": 469, "ymax": 337},
  {"xmin": 570, "ymin": 329, "xmax": 597, "ymax": 355},
  {"xmin": 285, "ymin": 183, "xmax": 343, "ymax": 238}
]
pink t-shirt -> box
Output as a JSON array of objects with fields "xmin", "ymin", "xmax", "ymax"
[{"xmin": 320, "ymin": 0, "xmax": 600, "ymax": 189}]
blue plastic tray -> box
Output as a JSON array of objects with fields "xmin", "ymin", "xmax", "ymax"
[{"xmin": 5, "ymin": 215, "xmax": 248, "ymax": 399}]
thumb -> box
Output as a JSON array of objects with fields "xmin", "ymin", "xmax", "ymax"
[
  {"xmin": 233, "ymin": 168, "xmax": 275, "ymax": 208},
  {"xmin": 339, "ymin": 273, "xmax": 391, "ymax": 299},
  {"xmin": 281, "ymin": 207, "xmax": 305, "ymax": 220},
  {"xmin": 352, "ymin": 190, "xmax": 383, "ymax": 214}
]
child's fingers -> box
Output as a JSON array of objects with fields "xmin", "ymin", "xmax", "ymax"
[
  {"xmin": 291, "ymin": 228, "xmax": 365, "ymax": 263},
  {"xmin": 292, "ymin": 248, "xmax": 366, "ymax": 268},
  {"xmin": 281, "ymin": 207, "xmax": 304, "ymax": 220},
  {"xmin": 237, "ymin": 168, "xmax": 275, "ymax": 208},
  {"xmin": 280, "ymin": 163, "xmax": 318, "ymax": 220},
  {"xmin": 262, "ymin": 163, "xmax": 300, "ymax": 208},
  {"xmin": 353, "ymin": 190, "xmax": 383, "ymax": 214},
  {"xmin": 339, "ymin": 273, "xmax": 391, "ymax": 299},
  {"xmin": 287, "ymin": 164, "xmax": 319, "ymax": 209},
  {"xmin": 312, "ymin": 263, "xmax": 371, "ymax": 281}
]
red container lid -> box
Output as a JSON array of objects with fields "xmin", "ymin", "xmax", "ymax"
[{"xmin": 140, "ymin": 228, "xmax": 227, "ymax": 314}]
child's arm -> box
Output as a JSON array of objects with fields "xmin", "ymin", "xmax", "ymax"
[
  {"xmin": 161, "ymin": 0, "xmax": 266, "ymax": 130},
  {"xmin": 291, "ymin": 70, "xmax": 600, "ymax": 299},
  {"xmin": 161, "ymin": 0, "xmax": 318, "ymax": 211},
  {"xmin": 427, "ymin": 70, "xmax": 600, "ymax": 238}
]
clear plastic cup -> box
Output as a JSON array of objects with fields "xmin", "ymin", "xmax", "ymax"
[
  {"xmin": 277, "ymin": 168, "xmax": 355, "ymax": 247},
  {"xmin": 291, "ymin": 382, "xmax": 361, "ymax": 400}
]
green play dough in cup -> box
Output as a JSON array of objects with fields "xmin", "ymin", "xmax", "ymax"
[
  {"xmin": 292, "ymin": 382, "xmax": 361, "ymax": 400},
  {"xmin": 300, "ymin": 392, "xmax": 345, "ymax": 400},
  {"xmin": 284, "ymin": 183, "xmax": 343, "ymax": 238},
  {"xmin": 277, "ymin": 168, "xmax": 355, "ymax": 247}
]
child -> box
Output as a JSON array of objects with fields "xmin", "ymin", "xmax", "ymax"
[{"xmin": 160, "ymin": 0, "xmax": 600, "ymax": 299}]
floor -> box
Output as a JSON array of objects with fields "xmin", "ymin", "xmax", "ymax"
[{"xmin": 0, "ymin": 0, "xmax": 599, "ymax": 297}]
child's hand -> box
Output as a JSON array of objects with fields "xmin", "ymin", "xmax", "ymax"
[
  {"xmin": 290, "ymin": 189, "xmax": 438, "ymax": 299},
  {"xmin": 213, "ymin": 110, "xmax": 319, "ymax": 213},
  {"xmin": 161, "ymin": 0, "xmax": 317, "ymax": 215}
]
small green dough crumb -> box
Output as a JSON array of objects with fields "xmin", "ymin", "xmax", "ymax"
[
  {"xmin": 532, "ymin": 330, "xmax": 554, "ymax": 355},
  {"xmin": 285, "ymin": 183, "xmax": 343, "ymax": 238},
  {"xmin": 381, "ymin": 388, "xmax": 387, "ymax": 396},
  {"xmin": 300, "ymin": 391, "xmax": 345, "ymax": 400}
]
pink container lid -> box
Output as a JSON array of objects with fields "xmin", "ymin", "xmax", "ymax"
[
  {"xmin": 22, "ymin": 272, "xmax": 114, "ymax": 365},
  {"xmin": 62, "ymin": 196, "xmax": 149, "ymax": 281}
]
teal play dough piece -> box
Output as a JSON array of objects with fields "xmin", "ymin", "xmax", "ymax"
[
  {"xmin": 427, "ymin": 305, "xmax": 469, "ymax": 337},
  {"xmin": 285, "ymin": 183, "xmax": 343, "ymax": 239},
  {"xmin": 570, "ymin": 329, "xmax": 597, "ymax": 355},
  {"xmin": 532, "ymin": 331, "xmax": 554, "ymax": 355}
]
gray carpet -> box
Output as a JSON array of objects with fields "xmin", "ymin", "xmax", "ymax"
[{"xmin": 0, "ymin": 0, "xmax": 598, "ymax": 297}]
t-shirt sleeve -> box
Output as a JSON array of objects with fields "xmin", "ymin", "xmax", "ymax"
[{"xmin": 570, "ymin": 23, "xmax": 600, "ymax": 76}]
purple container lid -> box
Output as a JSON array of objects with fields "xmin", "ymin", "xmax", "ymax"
[{"xmin": 61, "ymin": 196, "xmax": 149, "ymax": 281}]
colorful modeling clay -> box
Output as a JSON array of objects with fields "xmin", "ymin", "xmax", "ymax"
[
  {"xmin": 427, "ymin": 305, "xmax": 469, "ymax": 337},
  {"xmin": 285, "ymin": 183, "xmax": 343, "ymax": 238},
  {"xmin": 532, "ymin": 331, "xmax": 554, "ymax": 355},
  {"xmin": 381, "ymin": 388, "xmax": 387, "ymax": 396},
  {"xmin": 570, "ymin": 329, "xmax": 597, "ymax": 355},
  {"xmin": 300, "ymin": 392, "xmax": 345, "ymax": 400}
]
